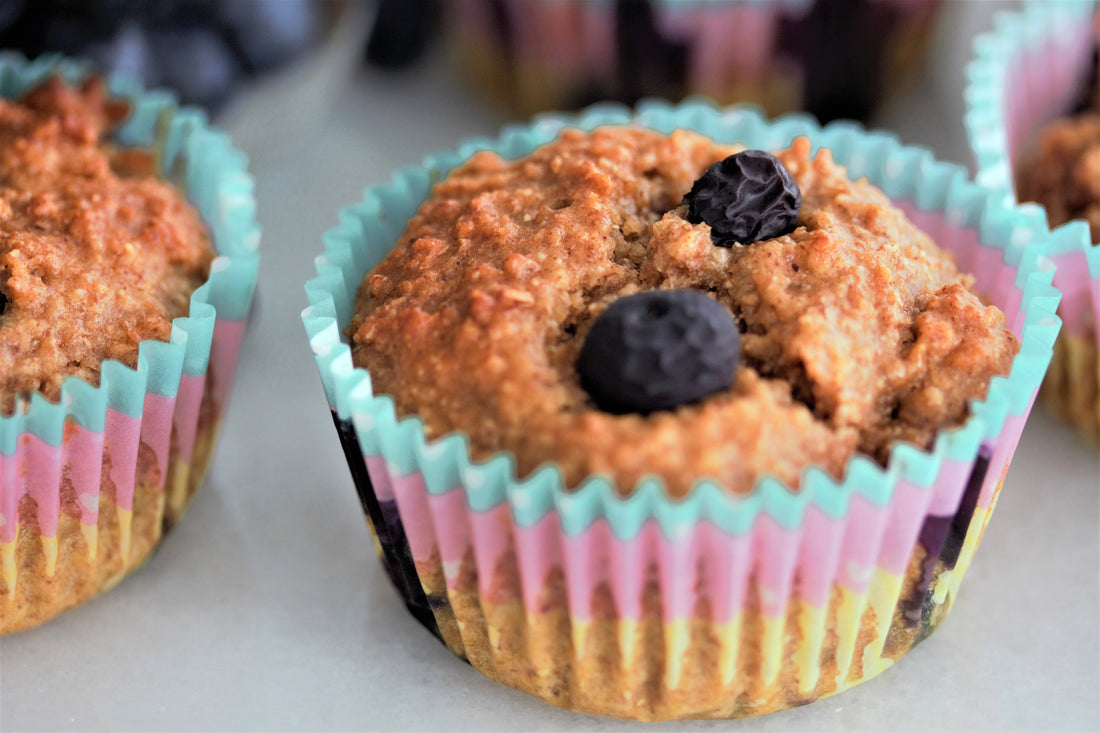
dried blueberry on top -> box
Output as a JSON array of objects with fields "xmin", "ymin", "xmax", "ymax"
[
  {"xmin": 577, "ymin": 289, "xmax": 740, "ymax": 415},
  {"xmin": 684, "ymin": 149, "xmax": 801, "ymax": 246}
]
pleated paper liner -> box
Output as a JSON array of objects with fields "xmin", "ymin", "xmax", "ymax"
[
  {"xmin": 966, "ymin": 0, "xmax": 1100, "ymax": 446},
  {"xmin": 0, "ymin": 55, "xmax": 261, "ymax": 634},
  {"xmin": 304, "ymin": 100, "xmax": 1065, "ymax": 720}
]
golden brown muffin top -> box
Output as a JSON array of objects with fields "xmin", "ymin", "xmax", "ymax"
[
  {"xmin": 351, "ymin": 128, "xmax": 1018, "ymax": 496},
  {"xmin": 0, "ymin": 77, "xmax": 214, "ymax": 414}
]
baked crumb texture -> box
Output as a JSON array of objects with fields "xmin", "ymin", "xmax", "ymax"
[
  {"xmin": 1016, "ymin": 115, "xmax": 1100, "ymax": 445},
  {"xmin": 0, "ymin": 73, "xmax": 255, "ymax": 634},
  {"xmin": 352, "ymin": 129, "xmax": 1018, "ymax": 497},
  {"xmin": 0, "ymin": 77, "xmax": 213, "ymax": 410}
]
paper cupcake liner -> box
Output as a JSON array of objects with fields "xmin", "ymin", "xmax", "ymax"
[
  {"xmin": 965, "ymin": 0, "xmax": 1100, "ymax": 446},
  {"xmin": 0, "ymin": 55, "xmax": 261, "ymax": 634},
  {"xmin": 447, "ymin": 0, "xmax": 940, "ymax": 122},
  {"xmin": 1041, "ymin": 331, "xmax": 1100, "ymax": 444},
  {"xmin": 304, "ymin": 100, "xmax": 1063, "ymax": 720}
]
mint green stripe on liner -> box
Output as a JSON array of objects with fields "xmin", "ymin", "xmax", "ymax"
[
  {"xmin": 0, "ymin": 55, "xmax": 260, "ymax": 440},
  {"xmin": 304, "ymin": 100, "xmax": 1063, "ymax": 539}
]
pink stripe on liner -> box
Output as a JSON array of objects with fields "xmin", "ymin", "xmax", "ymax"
[
  {"xmin": 63, "ymin": 424, "xmax": 104, "ymax": 527},
  {"xmin": 210, "ymin": 320, "xmax": 246, "ymax": 418},
  {"xmin": 25, "ymin": 434, "xmax": 62, "ymax": 538},
  {"xmin": 1013, "ymin": 29, "xmax": 1094, "ymax": 162},
  {"xmin": 677, "ymin": 6, "xmax": 779, "ymax": 92},
  {"xmin": 973, "ymin": 246, "xmax": 1012, "ymax": 318},
  {"xmin": 927, "ymin": 456, "xmax": 973, "ymax": 516},
  {"xmin": 105, "ymin": 409, "xmax": 141, "ymax": 512},
  {"xmin": 581, "ymin": 4, "xmax": 614, "ymax": 83},
  {"xmin": 981, "ymin": 411, "xmax": 1029, "ymax": 512},
  {"xmin": 797, "ymin": 505, "xmax": 846, "ymax": 609},
  {"xmin": 725, "ymin": 7, "xmax": 778, "ymax": 80},
  {"xmin": 1, "ymin": 451, "xmax": 19, "ymax": 543},
  {"xmin": 657, "ymin": 522, "xmax": 695, "ymax": 621},
  {"xmin": 518, "ymin": 4, "xmax": 584, "ymax": 77},
  {"xmin": 561, "ymin": 518, "xmax": 610, "ymax": 619},
  {"xmin": 514, "ymin": 511, "xmax": 564, "ymax": 614},
  {"xmin": 652, "ymin": 5, "xmax": 698, "ymax": 38},
  {"xmin": 364, "ymin": 455, "xmax": 395, "ymax": 503},
  {"xmin": 1049, "ymin": 250, "xmax": 1092, "ymax": 337},
  {"xmin": 751, "ymin": 514, "xmax": 799, "ymax": 619},
  {"xmin": 140, "ymin": 394, "xmax": 175, "ymax": 491},
  {"xmin": 837, "ymin": 494, "xmax": 891, "ymax": 594},
  {"xmin": 878, "ymin": 478, "xmax": 935, "ymax": 576},
  {"xmin": 607, "ymin": 519, "xmax": 651, "ymax": 622},
  {"xmin": 703, "ymin": 524, "xmax": 753, "ymax": 624},
  {"xmin": 1093, "ymin": 277, "xmax": 1100, "ymax": 344},
  {"xmin": 995, "ymin": 261, "xmax": 1026, "ymax": 328},
  {"xmin": 470, "ymin": 505, "xmax": 514, "ymax": 598},
  {"xmin": 171, "ymin": 375, "xmax": 205, "ymax": 465},
  {"xmin": 425, "ymin": 489, "xmax": 472, "ymax": 575},
  {"xmin": 389, "ymin": 469, "xmax": 436, "ymax": 565}
]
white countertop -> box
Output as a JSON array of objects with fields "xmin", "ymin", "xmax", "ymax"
[{"xmin": 3, "ymin": 3, "xmax": 1098, "ymax": 731}]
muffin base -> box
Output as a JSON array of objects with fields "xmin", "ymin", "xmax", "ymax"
[
  {"xmin": 0, "ymin": 415, "xmax": 223, "ymax": 635},
  {"xmin": 1040, "ymin": 330, "xmax": 1100, "ymax": 447},
  {"xmin": 339, "ymin": 411, "xmax": 1002, "ymax": 721}
]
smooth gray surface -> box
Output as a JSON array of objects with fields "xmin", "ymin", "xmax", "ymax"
[{"xmin": 3, "ymin": 3, "xmax": 1098, "ymax": 731}]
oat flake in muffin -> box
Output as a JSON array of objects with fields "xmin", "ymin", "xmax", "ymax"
[
  {"xmin": 350, "ymin": 128, "xmax": 1018, "ymax": 497},
  {"xmin": 0, "ymin": 76, "xmax": 214, "ymax": 414}
]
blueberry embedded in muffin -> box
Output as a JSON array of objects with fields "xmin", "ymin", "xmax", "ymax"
[
  {"xmin": 683, "ymin": 149, "xmax": 802, "ymax": 246},
  {"xmin": 577, "ymin": 289, "xmax": 740, "ymax": 414}
]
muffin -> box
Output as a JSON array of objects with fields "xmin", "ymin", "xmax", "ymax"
[
  {"xmin": 446, "ymin": 0, "xmax": 942, "ymax": 122},
  {"xmin": 0, "ymin": 56, "xmax": 260, "ymax": 634},
  {"xmin": 304, "ymin": 101, "xmax": 1064, "ymax": 720},
  {"xmin": 966, "ymin": 0, "xmax": 1100, "ymax": 447}
]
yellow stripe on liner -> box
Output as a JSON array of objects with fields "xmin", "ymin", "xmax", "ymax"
[
  {"xmin": 80, "ymin": 522, "xmax": 98, "ymax": 561},
  {"xmin": 796, "ymin": 604, "xmax": 828, "ymax": 696},
  {"xmin": 1, "ymin": 541, "xmax": 15, "ymax": 597},
  {"xmin": 664, "ymin": 619, "xmax": 691, "ymax": 689},
  {"xmin": 860, "ymin": 568, "xmax": 904, "ymax": 676},
  {"xmin": 118, "ymin": 509, "xmax": 133, "ymax": 565},
  {"xmin": 717, "ymin": 616, "xmax": 743, "ymax": 688},
  {"xmin": 41, "ymin": 535, "xmax": 58, "ymax": 578}
]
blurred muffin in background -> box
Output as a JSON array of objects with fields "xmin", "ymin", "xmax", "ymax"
[{"xmin": 441, "ymin": 0, "xmax": 941, "ymax": 122}]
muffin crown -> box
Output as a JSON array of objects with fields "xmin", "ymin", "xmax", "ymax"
[{"xmin": 305, "ymin": 99, "xmax": 1069, "ymax": 533}]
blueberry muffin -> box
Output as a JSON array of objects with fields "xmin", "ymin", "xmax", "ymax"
[
  {"xmin": 350, "ymin": 130, "xmax": 1016, "ymax": 495},
  {"xmin": 306, "ymin": 105, "xmax": 1057, "ymax": 720},
  {"xmin": 1, "ymin": 63, "xmax": 259, "ymax": 635}
]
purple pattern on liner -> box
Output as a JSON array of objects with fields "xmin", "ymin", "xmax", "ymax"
[
  {"xmin": 330, "ymin": 412, "xmax": 442, "ymax": 643},
  {"xmin": 900, "ymin": 445, "xmax": 991, "ymax": 628}
]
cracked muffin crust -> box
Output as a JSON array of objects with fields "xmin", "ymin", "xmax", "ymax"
[
  {"xmin": 350, "ymin": 128, "xmax": 1018, "ymax": 497},
  {"xmin": 0, "ymin": 76, "xmax": 214, "ymax": 414}
]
